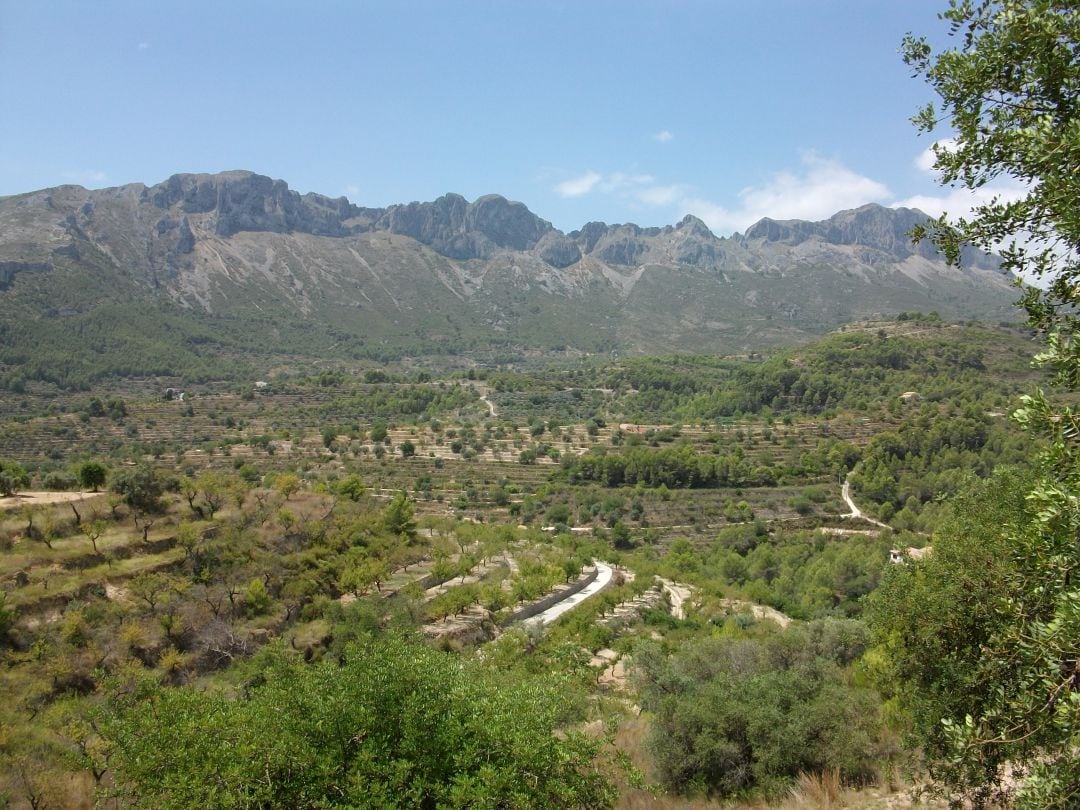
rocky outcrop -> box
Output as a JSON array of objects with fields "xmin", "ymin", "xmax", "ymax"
[
  {"xmin": 580, "ymin": 224, "xmax": 653, "ymax": 266},
  {"xmin": 595, "ymin": 234, "xmax": 648, "ymax": 266},
  {"xmin": 377, "ymin": 192, "xmax": 565, "ymax": 264},
  {"xmin": 147, "ymin": 171, "xmax": 360, "ymax": 238},
  {"xmin": 535, "ymin": 231, "xmax": 581, "ymax": 268},
  {"xmin": 567, "ymin": 216, "xmax": 726, "ymax": 269},
  {"xmin": 673, "ymin": 214, "xmax": 721, "ymax": 266},
  {"xmin": 742, "ymin": 203, "xmax": 999, "ymax": 270},
  {"xmin": 175, "ymin": 217, "xmax": 195, "ymax": 254},
  {"xmin": 467, "ymin": 194, "xmax": 551, "ymax": 251},
  {"xmin": 138, "ymin": 174, "xmax": 581, "ymax": 268},
  {"xmin": 73, "ymin": 172, "xmax": 999, "ymax": 277},
  {"xmin": 0, "ymin": 261, "xmax": 50, "ymax": 290}
]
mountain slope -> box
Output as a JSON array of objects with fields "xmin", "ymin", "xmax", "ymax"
[{"xmin": 0, "ymin": 171, "xmax": 1019, "ymax": 388}]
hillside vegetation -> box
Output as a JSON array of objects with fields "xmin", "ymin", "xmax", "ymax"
[{"xmin": 0, "ymin": 317, "xmax": 1052, "ymax": 807}]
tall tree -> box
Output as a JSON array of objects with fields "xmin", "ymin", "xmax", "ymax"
[
  {"xmin": 906, "ymin": 0, "xmax": 1079, "ymax": 338},
  {"xmin": 382, "ymin": 491, "xmax": 418, "ymax": 543},
  {"xmin": 872, "ymin": 3, "xmax": 1080, "ymax": 805}
]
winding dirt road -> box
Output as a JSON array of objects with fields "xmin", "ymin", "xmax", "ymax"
[
  {"xmin": 842, "ymin": 477, "xmax": 890, "ymax": 529},
  {"xmin": 658, "ymin": 578, "xmax": 692, "ymax": 620}
]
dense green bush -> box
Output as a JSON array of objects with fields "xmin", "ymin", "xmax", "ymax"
[
  {"xmin": 102, "ymin": 636, "xmax": 615, "ymax": 809},
  {"xmin": 635, "ymin": 620, "xmax": 885, "ymax": 799}
]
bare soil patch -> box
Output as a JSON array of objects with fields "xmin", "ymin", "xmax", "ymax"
[{"xmin": 0, "ymin": 490, "xmax": 100, "ymax": 511}]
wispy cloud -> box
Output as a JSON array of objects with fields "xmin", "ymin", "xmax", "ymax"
[
  {"xmin": 344, "ymin": 184, "xmax": 360, "ymax": 197},
  {"xmin": 635, "ymin": 184, "xmax": 684, "ymax": 206},
  {"xmin": 681, "ymin": 152, "xmax": 892, "ymax": 234},
  {"xmin": 894, "ymin": 142, "xmax": 1027, "ymax": 219},
  {"xmin": 653, "ymin": 130, "xmax": 674, "ymax": 143},
  {"xmin": 598, "ymin": 172, "xmax": 654, "ymax": 193},
  {"xmin": 62, "ymin": 169, "xmax": 108, "ymax": 186},
  {"xmin": 914, "ymin": 138, "xmax": 957, "ymax": 175},
  {"xmin": 138, "ymin": 42, "xmax": 151, "ymax": 50},
  {"xmin": 554, "ymin": 153, "xmax": 895, "ymax": 235},
  {"xmin": 554, "ymin": 169, "xmax": 690, "ymax": 210},
  {"xmin": 555, "ymin": 170, "xmax": 602, "ymax": 198},
  {"xmin": 891, "ymin": 183, "xmax": 1028, "ymax": 220}
]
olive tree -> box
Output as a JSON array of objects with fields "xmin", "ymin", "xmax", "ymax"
[
  {"xmin": 0, "ymin": 459, "xmax": 29, "ymax": 497},
  {"xmin": 872, "ymin": 3, "xmax": 1080, "ymax": 805},
  {"xmin": 78, "ymin": 461, "xmax": 108, "ymax": 492}
]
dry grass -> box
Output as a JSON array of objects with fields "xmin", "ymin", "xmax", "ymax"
[
  {"xmin": 612, "ymin": 713, "xmax": 730, "ymax": 809},
  {"xmin": 787, "ymin": 770, "xmax": 843, "ymax": 808}
]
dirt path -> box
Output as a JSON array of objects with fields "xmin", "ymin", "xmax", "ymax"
[
  {"xmin": 0, "ymin": 490, "xmax": 101, "ymax": 511},
  {"xmin": 658, "ymin": 578, "xmax": 692, "ymax": 620},
  {"xmin": 718, "ymin": 598, "xmax": 793, "ymax": 629},
  {"xmin": 842, "ymin": 476, "xmax": 891, "ymax": 529}
]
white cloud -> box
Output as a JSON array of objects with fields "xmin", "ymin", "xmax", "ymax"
[
  {"xmin": 914, "ymin": 138, "xmax": 957, "ymax": 175},
  {"xmin": 344, "ymin": 184, "xmax": 360, "ymax": 197},
  {"xmin": 555, "ymin": 168, "xmax": 689, "ymax": 210},
  {"xmin": 599, "ymin": 172, "xmax": 653, "ymax": 193},
  {"xmin": 555, "ymin": 171, "xmax": 602, "ymax": 198},
  {"xmin": 679, "ymin": 153, "xmax": 891, "ymax": 234},
  {"xmin": 677, "ymin": 197, "xmax": 731, "ymax": 231},
  {"xmin": 554, "ymin": 153, "xmax": 894, "ymax": 236},
  {"xmin": 894, "ymin": 142, "xmax": 1028, "ymax": 219},
  {"xmin": 62, "ymin": 169, "xmax": 107, "ymax": 186},
  {"xmin": 138, "ymin": 42, "xmax": 151, "ymax": 50},
  {"xmin": 635, "ymin": 184, "xmax": 685, "ymax": 206},
  {"xmin": 740, "ymin": 153, "xmax": 891, "ymax": 222},
  {"xmin": 653, "ymin": 130, "xmax": 674, "ymax": 143},
  {"xmin": 892, "ymin": 182, "xmax": 1028, "ymax": 220}
]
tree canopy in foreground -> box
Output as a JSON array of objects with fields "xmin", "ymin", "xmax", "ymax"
[
  {"xmin": 101, "ymin": 636, "xmax": 615, "ymax": 809},
  {"xmin": 871, "ymin": 1, "xmax": 1080, "ymax": 805}
]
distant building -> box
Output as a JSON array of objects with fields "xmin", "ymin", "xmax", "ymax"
[
  {"xmin": 899, "ymin": 391, "xmax": 921, "ymax": 403},
  {"xmin": 254, "ymin": 381, "xmax": 269, "ymax": 390},
  {"xmin": 890, "ymin": 546, "xmax": 932, "ymax": 564}
]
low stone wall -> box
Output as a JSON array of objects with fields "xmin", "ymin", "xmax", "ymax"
[{"xmin": 502, "ymin": 565, "xmax": 599, "ymax": 626}]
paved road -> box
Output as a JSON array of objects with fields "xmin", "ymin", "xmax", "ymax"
[{"xmin": 521, "ymin": 561, "xmax": 614, "ymax": 629}]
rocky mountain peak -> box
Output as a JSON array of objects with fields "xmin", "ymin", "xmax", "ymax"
[
  {"xmin": 467, "ymin": 194, "xmax": 552, "ymax": 250},
  {"xmin": 141, "ymin": 176, "xmax": 575, "ymax": 267},
  {"xmin": 741, "ymin": 216, "xmax": 816, "ymax": 245},
  {"xmin": 740, "ymin": 203, "xmax": 1000, "ymax": 271},
  {"xmin": 676, "ymin": 214, "xmax": 714, "ymax": 239},
  {"xmin": 743, "ymin": 203, "xmax": 933, "ymax": 250},
  {"xmin": 147, "ymin": 171, "xmax": 360, "ymax": 238},
  {"xmin": 377, "ymin": 192, "xmax": 564, "ymax": 263}
]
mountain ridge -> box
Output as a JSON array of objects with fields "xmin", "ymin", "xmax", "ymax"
[
  {"xmin": 0, "ymin": 170, "xmax": 1019, "ymax": 388},
  {"xmin": 2, "ymin": 169, "xmax": 994, "ymax": 271}
]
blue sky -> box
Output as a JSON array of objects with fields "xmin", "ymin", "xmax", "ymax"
[{"xmin": 0, "ymin": 1, "xmax": 1022, "ymax": 235}]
